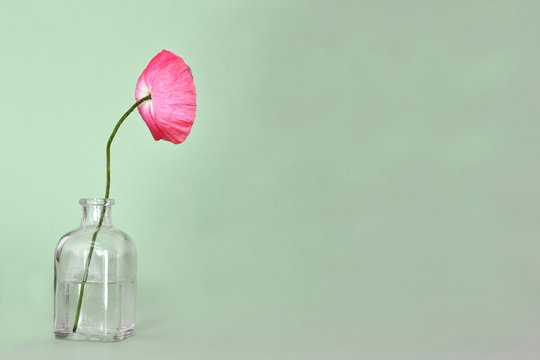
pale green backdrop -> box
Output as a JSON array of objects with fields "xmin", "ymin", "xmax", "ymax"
[{"xmin": 1, "ymin": 0, "xmax": 540, "ymax": 359}]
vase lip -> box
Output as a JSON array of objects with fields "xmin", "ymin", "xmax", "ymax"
[{"xmin": 79, "ymin": 198, "xmax": 115, "ymax": 207}]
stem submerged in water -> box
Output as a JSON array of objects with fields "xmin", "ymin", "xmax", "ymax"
[{"xmin": 72, "ymin": 94, "xmax": 151, "ymax": 333}]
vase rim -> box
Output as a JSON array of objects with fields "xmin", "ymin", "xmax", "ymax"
[{"xmin": 79, "ymin": 198, "xmax": 115, "ymax": 206}]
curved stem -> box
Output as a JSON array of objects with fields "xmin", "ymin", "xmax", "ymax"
[{"xmin": 72, "ymin": 94, "xmax": 151, "ymax": 333}]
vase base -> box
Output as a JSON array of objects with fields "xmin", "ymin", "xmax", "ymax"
[{"xmin": 55, "ymin": 328, "xmax": 135, "ymax": 342}]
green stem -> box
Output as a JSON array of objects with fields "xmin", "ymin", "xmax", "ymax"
[{"xmin": 72, "ymin": 94, "xmax": 151, "ymax": 333}]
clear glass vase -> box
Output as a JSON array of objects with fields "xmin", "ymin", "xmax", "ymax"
[{"xmin": 54, "ymin": 198, "xmax": 137, "ymax": 342}]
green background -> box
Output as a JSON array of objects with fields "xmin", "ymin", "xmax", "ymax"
[{"xmin": 1, "ymin": 0, "xmax": 540, "ymax": 359}]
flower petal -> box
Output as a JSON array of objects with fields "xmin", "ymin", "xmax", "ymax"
[{"xmin": 135, "ymin": 50, "xmax": 197, "ymax": 144}]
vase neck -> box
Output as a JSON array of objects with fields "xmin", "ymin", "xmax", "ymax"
[{"xmin": 79, "ymin": 198, "xmax": 114, "ymax": 228}]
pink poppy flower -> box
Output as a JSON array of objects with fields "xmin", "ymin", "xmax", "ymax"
[{"xmin": 135, "ymin": 50, "xmax": 197, "ymax": 144}]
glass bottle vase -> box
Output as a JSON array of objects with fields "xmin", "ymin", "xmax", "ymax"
[{"xmin": 54, "ymin": 198, "xmax": 137, "ymax": 342}]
